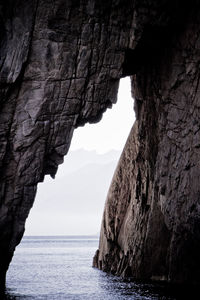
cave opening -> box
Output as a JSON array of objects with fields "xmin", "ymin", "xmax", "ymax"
[
  {"xmin": 6, "ymin": 78, "xmax": 137, "ymax": 298},
  {"xmin": 24, "ymin": 77, "xmax": 135, "ymax": 236}
]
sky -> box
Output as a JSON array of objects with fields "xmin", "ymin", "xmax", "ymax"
[
  {"xmin": 25, "ymin": 77, "xmax": 136, "ymax": 236},
  {"xmin": 70, "ymin": 77, "xmax": 134, "ymax": 153}
]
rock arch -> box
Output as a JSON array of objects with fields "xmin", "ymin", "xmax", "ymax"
[{"xmin": 1, "ymin": 0, "xmax": 200, "ymax": 288}]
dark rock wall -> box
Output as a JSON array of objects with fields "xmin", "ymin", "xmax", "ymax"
[
  {"xmin": 94, "ymin": 1, "xmax": 200, "ymax": 285},
  {"xmin": 0, "ymin": 0, "xmax": 200, "ymax": 288},
  {"xmin": 0, "ymin": 0, "xmax": 135, "ymax": 287}
]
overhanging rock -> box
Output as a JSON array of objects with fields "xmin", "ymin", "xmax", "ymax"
[{"xmin": 0, "ymin": 0, "xmax": 200, "ymax": 288}]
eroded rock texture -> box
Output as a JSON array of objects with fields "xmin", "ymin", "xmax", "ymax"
[
  {"xmin": 0, "ymin": 0, "xmax": 200, "ymax": 289},
  {"xmin": 0, "ymin": 0, "xmax": 135, "ymax": 288},
  {"xmin": 94, "ymin": 1, "xmax": 200, "ymax": 285}
]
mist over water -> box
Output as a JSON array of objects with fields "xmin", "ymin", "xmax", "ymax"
[
  {"xmin": 25, "ymin": 77, "xmax": 134, "ymax": 237},
  {"xmin": 5, "ymin": 236, "xmax": 181, "ymax": 300}
]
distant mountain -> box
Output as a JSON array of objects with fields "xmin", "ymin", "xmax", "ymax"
[
  {"xmin": 57, "ymin": 148, "xmax": 121, "ymax": 178},
  {"xmin": 25, "ymin": 149, "xmax": 121, "ymax": 235}
]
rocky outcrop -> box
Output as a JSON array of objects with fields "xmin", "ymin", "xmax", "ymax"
[
  {"xmin": 1, "ymin": 0, "xmax": 200, "ymax": 289},
  {"xmin": 0, "ymin": 0, "xmax": 133, "ymax": 288},
  {"xmin": 94, "ymin": 1, "xmax": 200, "ymax": 285}
]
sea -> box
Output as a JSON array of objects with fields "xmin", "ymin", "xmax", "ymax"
[{"xmin": 4, "ymin": 236, "xmax": 192, "ymax": 300}]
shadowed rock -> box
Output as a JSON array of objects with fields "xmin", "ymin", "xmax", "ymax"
[
  {"xmin": 94, "ymin": 1, "xmax": 200, "ymax": 285},
  {"xmin": 1, "ymin": 0, "xmax": 200, "ymax": 289}
]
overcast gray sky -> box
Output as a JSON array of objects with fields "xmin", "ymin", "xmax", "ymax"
[
  {"xmin": 25, "ymin": 77, "xmax": 135, "ymax": 236},
  {"xmin": 70, "ymin": 77, "xmax": 134, "ymax": 153}
]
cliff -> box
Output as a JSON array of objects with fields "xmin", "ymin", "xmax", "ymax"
[
  {"xmin": 0, "ymin": 0, "xmax": 200, "ymax": 289},
  {"xmin": 93, "ymin": 1, "xmax": 200, "ymax": 285}
]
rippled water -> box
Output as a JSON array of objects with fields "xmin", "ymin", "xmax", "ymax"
[{"xmin": 4, "ymin": 236, "xmax": 188, "ymax": 299}]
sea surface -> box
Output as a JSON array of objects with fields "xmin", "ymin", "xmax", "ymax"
[{"xmin": 4, "ymin": 236, "xmax": 190, "ymax": 299}]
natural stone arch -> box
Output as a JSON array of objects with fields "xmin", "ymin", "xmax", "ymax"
[{"xmin": 0, "ymin": 0, "xmax": 200, "ymax": 290}]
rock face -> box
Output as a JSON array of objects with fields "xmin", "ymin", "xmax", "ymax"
[
  {"xmin": 0, "ymin": 0, "xmax": 134, "ymax": 288},
  {"xmin": 0, "ymin": 0, "xmax": 200, "ymax": 289},
  {"xmin": 94, "ymin": 1, "xmax": 200, "ymax": 285}
]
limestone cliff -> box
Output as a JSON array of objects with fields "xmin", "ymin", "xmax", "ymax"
[{"xmin": 0, "ymin": 0, "xmax": 200, "ymax": 289}]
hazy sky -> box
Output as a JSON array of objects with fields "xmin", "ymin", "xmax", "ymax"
[
  {"xmin": 25, "ymin": 77, "xmax": 135, "ymax": 236},
  {"xmin": 70, "ymin": 77, "xmax": 134, "ymax": 153}
]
